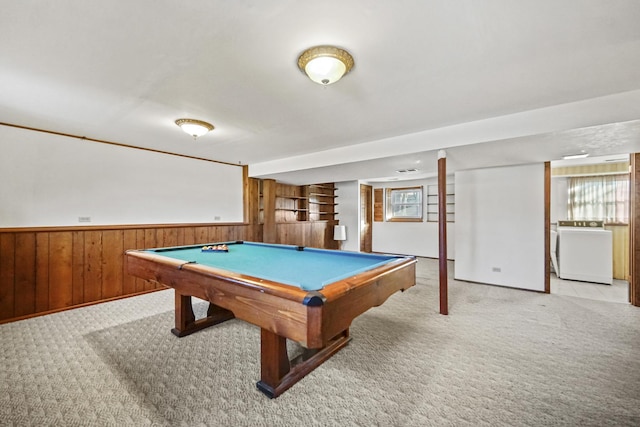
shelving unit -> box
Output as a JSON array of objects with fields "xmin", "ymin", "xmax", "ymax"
[
  {"xmin": 258, "ymin": 180, "xmax": 340, "ymax": 249},
  {"xmin": 307, "ymin": 184, "xmax": 338, "ymax": 222},
  {"xmin": 275, "ymin": 194, "xmax": 308, "ymax": 221},
  {"xmin": 259, "ymin": 181, "xmax": 338, "ymax": 224},
  {"xmin": 426, "ymin": 183, "xmax": 455, "ymax": 222}
]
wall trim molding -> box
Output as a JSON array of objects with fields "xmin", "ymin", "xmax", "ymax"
[
  {"xmin": 0, "ymin": 222, "xmax": 250, "ymax": 233},
  {"xmin": 0, "ymin": 122, "xmax": 240, "ymax": 167}
]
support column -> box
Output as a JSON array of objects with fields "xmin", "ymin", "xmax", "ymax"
[
  {"xmin": 544, "ymin": 162, "xmax": 551, "ymax": 293},
  {"xmin": 438, "ymin": 150, "xmax": 448, "ymax": 315},
  {"xmin": 630, "ymin": 154, "xmax": 639, "ymax": 306}
]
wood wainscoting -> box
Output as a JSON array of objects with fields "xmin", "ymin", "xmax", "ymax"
[
  {"xmin": 1, "ymin": 178, "xmax": 341, "ymax": 324},
  {"xmin": 0, "ymin": 223, "xmax": 262, "ymax": 323}
]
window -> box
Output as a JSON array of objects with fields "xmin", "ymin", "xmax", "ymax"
[
  {"xmin": 567, "ymin": 174, "xmax": 629, "ymax": 223},
  {"xmin": 386, "ymin": 186, "xmax": 423, "ymax": 222}
]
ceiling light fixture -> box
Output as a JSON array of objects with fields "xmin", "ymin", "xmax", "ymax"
[
  {"xmin": 562, "ymin": 153, "xmax": 589, "ymax": 160},
  {"xmin": 297, "ymin": 45, "xmax": 354, "ymax": 85},
  {"xmin": 175, "ymin": 118, "xmax": 214, "ymax": 139}
]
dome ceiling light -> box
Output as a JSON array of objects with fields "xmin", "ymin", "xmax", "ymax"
[
  {"xmin": 175, "ymin": 118, "xmax": 214, "ymax": 139},
  {"xmin": 297, "ymin": 45, "xmax": 354, "ymax": 85}
]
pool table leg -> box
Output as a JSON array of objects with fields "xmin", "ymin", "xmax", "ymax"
[
  {"xmin": 256, "ymin": 328, "xmax": 351, "ymax": 398},
  {"xmin": 171, "ymin": 292, "xmax": 235, "ymax": 337}
]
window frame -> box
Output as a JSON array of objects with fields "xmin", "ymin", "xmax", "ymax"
[{"xmin": 385, "ymin": 186, "xmax": 423, "ymax": 222}]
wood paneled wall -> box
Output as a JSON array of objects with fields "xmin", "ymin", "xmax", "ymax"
[
  {"xmin": 275, "ymin": 222, "xmax": 338, "ymax": 250},
  {"xmin": 605, "ymin": 224, "xmax": 629, "ymax": 281},
  {"xmin": 0, "ymin": 223, "xmax": 261, "ymax": 323},
  {"xmin": 1, "ymin": 178, "xmax": 339, "ymax": 324},
  {"xmin": 551, "ymin": 162, "xmax": 629, "ymax": 177}
]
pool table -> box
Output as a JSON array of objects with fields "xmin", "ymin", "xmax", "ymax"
[{"xmin": 125, "ymin": 241, "xmax": 416, "ymax": 398}]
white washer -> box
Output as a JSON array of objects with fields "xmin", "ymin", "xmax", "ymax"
[{"xmin": 557, "ymin": 227, "xmax": 613, "ymax": 285}]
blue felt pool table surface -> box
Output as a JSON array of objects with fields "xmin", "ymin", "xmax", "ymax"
[{"xmin": 147, "ymin": 241, "xmax": 402, "ymax": 291}]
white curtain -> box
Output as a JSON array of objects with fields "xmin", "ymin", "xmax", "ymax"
[{"xmin": 567, "ymin": 174, "xmax": 629, "ymax": 223}]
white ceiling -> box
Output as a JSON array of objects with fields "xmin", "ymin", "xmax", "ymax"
[{"xmin": 3, "ymin": 1, "xmax": 640, "ymax": 184}]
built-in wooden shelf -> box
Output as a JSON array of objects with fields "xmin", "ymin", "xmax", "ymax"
[
  {"xmin": 260, "ymin": 182, "xmax": 338, "ymax": 224},
  {"xmin": 309, "ymin": 184, "xmax": 337, "ymax": 190},
  {"xmin": 276, "ymin": 195, "xmax": 308, "ymax": 200},
  {"xmin": 309, "ymin": 193, "xmax": 337, "ymax": 198}
]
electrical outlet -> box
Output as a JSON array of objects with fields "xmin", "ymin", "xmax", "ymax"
[
  {"xmin": 78, "ymin": 216, "xmax": 91, "ymax": 223},
  {"xmin": 492, "ymin": 267, "xmax": 501, "ymax": 272}
]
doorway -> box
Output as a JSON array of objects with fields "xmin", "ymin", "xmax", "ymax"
[
  {"xmin": 360, "ymin": 184, "xmax": 372, "ymax": 252},
  {"xmin": 548, "ymin": 156, "xmax": 631, "ymax": 304}
]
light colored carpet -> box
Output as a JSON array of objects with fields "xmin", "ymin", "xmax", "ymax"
[{"xmin": 1, "ymin": 258, "xmax": 640, "ymax": 426}]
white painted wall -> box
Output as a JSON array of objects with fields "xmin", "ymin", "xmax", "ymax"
[
  {"xmin": 0, "ymin": 125, "xmax": 244, "ymax": 227},
  {"xmin": 335, "ymin": 181, "xmax": 359, "ymax": 252},
  {"xmin": 370, "ymin": 177, "xmax": 455, "ymax": 258},
  {"xmin": 455, "ymin": 164, "xmax": 545, "ymax": 291}
]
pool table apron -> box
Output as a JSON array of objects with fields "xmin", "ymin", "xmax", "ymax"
[{"xmin": 126, "ymin": 250, "xmax": 416, "ymax": 398}]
